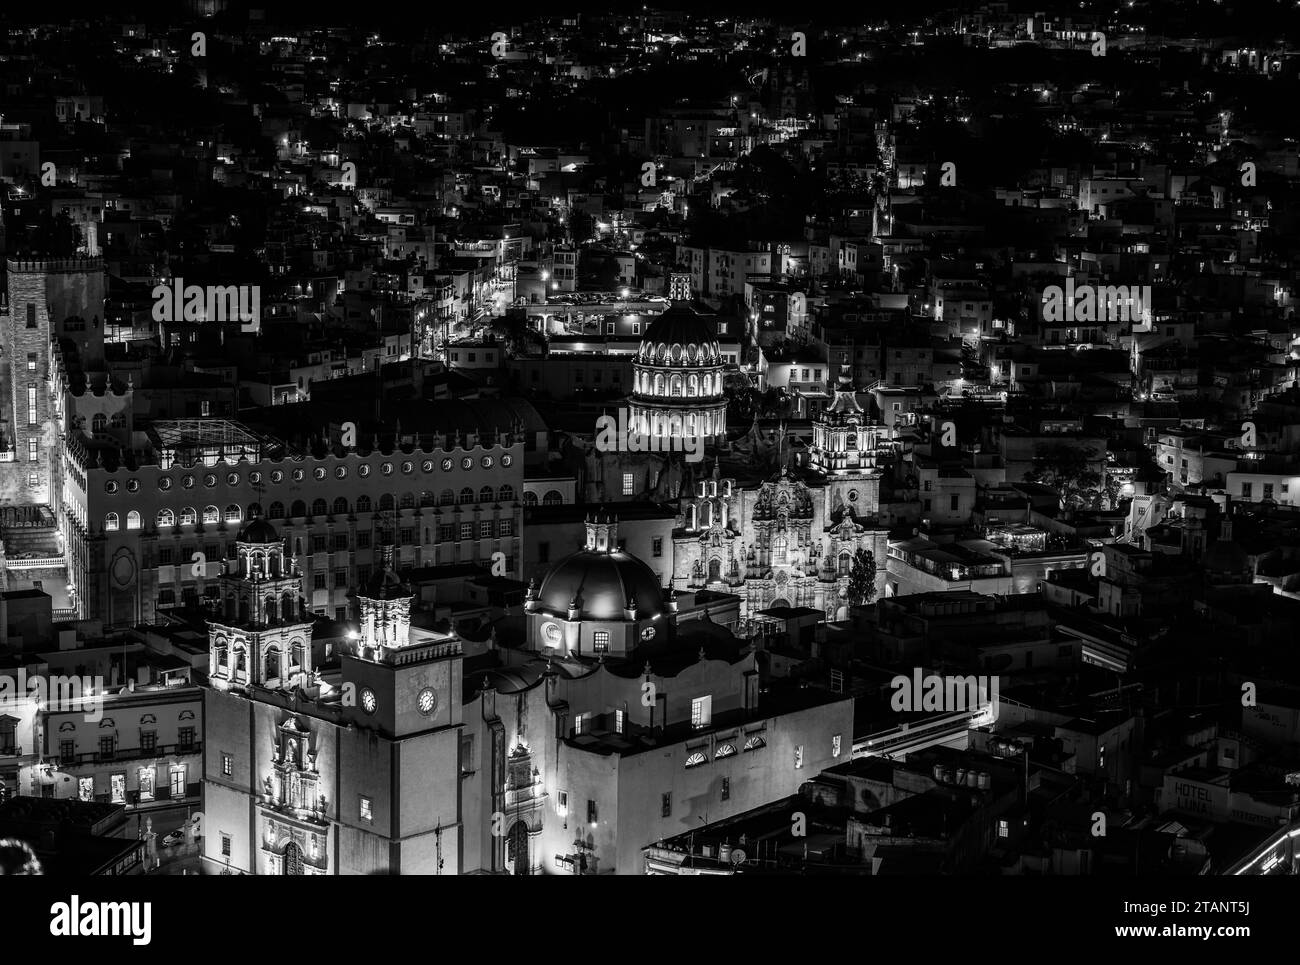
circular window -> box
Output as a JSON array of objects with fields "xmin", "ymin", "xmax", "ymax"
[
  {"xmin": 422, "ymin": 460, "xmax": 434, "ymax": 472},
  {"xmin": 182, "ymin": 475, "xmax": 195, "ymax": 489},
  {"xmin": 204, "ymin": 474, "xmax": 217, "ymax": 488},
  {"xmin": 380, "ymin": 462, "xmax": 393, "ymax": 476},
  {"xmin": 158, "ymin": 477, "xmax": 172, "ymax": 491},
  {"xmin": 641, "ymin": 626, "xmax": 657, "ymax": 641},
  {"xmin": 226, "ymin": 472, "xmax": 239, "ymax": 486},
  {"xmin": 481, "ymin": 456, "xmax": 493, "ymax": 469},
  {"xmin": 271, "ymin": 470, "xmax": 284, "ymax": 484},
  {"xmin": 461, "ymin": 457, "xmax": 473, "ymax": 470},
  {"xmin": 335, "ymin": 466, "xmax": 347, "ymax": 480},
  {"xmin": 292, "ymin": 469, "xmax": 304, "ymax": 482},
  {"xmin": 249, "ymin": 471, "xmax": 262, "ymax": 485},
  {"xmin": 542, "ymin": 623, "xmax": 562, "ymax": 646},
  {"xmin": 502, "ymin": 455, "xmax": 513, "ymax": 467},
  {"xmin": 126, "ymin": 478, "xmax": 140, "ymax": 493},
  {"xmin": 401, "ymin": 461, "xmax": 413, "ymax": 475},
  {"xmin": 314, "ymin": 468, "xmax": 326, "ymax": 481},
  {"xmin": 104, "ymin": 481, "xmax": 119, "ymax": 495},
  {"xmin": 441, "ymin": 458, "xmax": 453, "ymax": 471},
  {"xmin": 359, "ymin": 465, "xmax": 371, "ymax": 478},
  {"xmin": 848, "ymin": 489, "xmax": 859, "ymax": 502}
]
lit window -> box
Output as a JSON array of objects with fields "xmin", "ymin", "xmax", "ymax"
[
  {"xmin": 691, "ymin": 695, "xmax": 712, "ymax": 729},
  {"xmin": 684, "ymin": 752, "xmax": 707, "ymax": 768},
  {"xmin": 794, "ymin": 745, "xmax": 804, "ymax": 769},
  {"xmin": 614, "ymin": 709, "xmax": 624, "ymax": 734},
  {"xmin": 622, "ymin": 473, "xmax": 634, "ymax": 496},
  {"xmin": 105, "ymin": 512, "xmax": 119, "ymax": 532},
  {"xmin": 222, "ymin": 754, "xmax": 233, "ymax": 777},
  {"xmin": 26, "ymin": 438, "xmax": 37, "ymax": 462},
  {"xmin": 360, "ymin": 796, "xmax": 373, "ymax": 822},
  {"xmin": 573, "ymin": 713, "xmax": 587, "ymax": 735},
  {"xmin": 593, "ymin": 631, "xmax": 609, "ymax": 653},
  {"xmin": 26, "ymin": 386, "xmax": 37, "ymax": 425}
]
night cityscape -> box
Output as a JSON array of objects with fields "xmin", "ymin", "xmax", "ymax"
[{"xmin": 0, "ymin": 0, "xmax": 1293, "ymax": 928}]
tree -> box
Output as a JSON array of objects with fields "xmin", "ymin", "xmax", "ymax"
[
  {"xmin": 846, "ymin": 549, "xmax": 877, "ymax": 607},
  {"xmin": 1024, "ymin": 443, "xmax": 1103, "ymax": 511}
]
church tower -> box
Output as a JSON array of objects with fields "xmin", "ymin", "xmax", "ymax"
[
  {"xmin": 208, "ymin": 515, "xmax": 315, "ymax": 691},
  {"xmin": 807, "ymin": 356, "xmax": 883, "ymax": 516}
]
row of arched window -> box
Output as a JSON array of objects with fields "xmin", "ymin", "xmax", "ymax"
[
  {"xmin": 638, "ymin": 341, "xmax": 720, "ymax": 365},
  {"xmin": 634, "ymin": 371, "xmax": 721, "ymax": 398},
  {"xmin": 105, "ymin": 485, "xmax": 522, "ymax": 531}
]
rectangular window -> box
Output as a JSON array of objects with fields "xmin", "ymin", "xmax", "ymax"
[
  {"xmin": 691, "ymin": 695, "xmax": 712, "ymax": 729},
  {"xmin": 661, "ymin": 792, "xmax": 672, "ymax": 818},
  {"xmin": 721, "ymin": 777, "xmax": 730, "ymax": 801},
  {"xmin": 950, "ymin": 494, "xmax": 959, "ymax": 511},
  {"xmin": 313, "ymin": 573, "xmax": 327, "ymax": 590},
  {"xmin": 26, "ymin": 386, "xmax": 37, "ymax": 425},
  {"xmin": 334, "ymin": 569, "xmax": 348, "ymax": 588},
  {"xmin": 26, "ymin": 438, "xmax": 36, "ymax": 462},
  {"xmin": 179, "ymin": 727, "xmax": 195, "ymax": 751},
  {"xmin": 1264, "ymin": 483, "xmax": 1274, "ymax": 499},
  {"xmin": 1242, "ymin": 482, "xmax": 1253, "ymax": 499},
  {"xmin": 499, "ymin": 518, "xmax": 513, "ymax": 537},
  {"xmin": 78, "ymin": 776, "xmax": 94, "ymax": 801},
  {"xmin": 99, "ymin": 736, "xmax": 115, "ymax": 761},
  {"xmin": 138, "ymin": 767, "xmax": 154, "ymax": 800},
  {"xmin": 573, "ymin": 713, "xmax": 587, "ymax": 735},
  {"xmin": 438, "ymin": 524, "xmax": 454, "ymax": 543},
  {"xmin": 110, "ymin": 773, "xmax": 125, "ymax": 803},
  {"xmin": 26, "ymin": 353, "xmax": 36, "ymax": 372},
  {"xmin": 140, "ymin": 730, "xmax": 157, "ymax": 753},
  {"xmin": 614, "ymin": 709, "xmax": 625, "ymax": 734},
  {"xmin": 587, "ymin": 799, "xmax": 598, "ymax": 825},
  {"xmin": 26, "ymin": 304, "xmax": 36, "ymax": 328},
  {"xmin": 795, "ymin": 745, "xmax": 804, "ymax": 769},
  {"xmin": 622, "ymin": 473, "xmax": 634, "ymax": 496},
  {"xmin": 332, "ymin": 534, "xmax": 348, "ymax": 551},
  {"xmin": 593, "ymin": 630, "xmax": 609, "ymax": 653},
  {"xmin": 557, "ymin": 790, "xmax": 568, "ymax": 816},
  {"xmin": 312, "ymin": 535, "xmax": 328, "ymax": 552},
  {"xmin": 460, "ymin": 522, "xmax": 473, "ymax": 540},
  {"xmin": 360, "ymin": 796, "xmax": 373, "ymax": 822},
  {"xmin": 479, "ymin": 520, "xmax": 494, "ymax": 538},
  {"xmin": 170, "ymin": 765, "xmax": 186, "ymax": 797},
  {"xmin": 460, "ymin": 734, "xmax": 475, "ymax": 774},
  {"xmin": 832, "ymin": 735, "xmax": 841, "ymax": 757},
  {"xmin": 221, "ymin": 833, "xmax": 231, "ymax": 857},
  {"xmin": 997, "ymin": 819, "xmax": 1009, "ymax": 839},
  {"xmin": 60, "ymin": 740, "xmax": 74, "ymax": 763},
  {"xmin": 652, "ymin": 537, "xmax": 663, "ymax": 557},
  {"xmin": 357, "ymin": 532, "xmax": 371, "ymax": 549}
]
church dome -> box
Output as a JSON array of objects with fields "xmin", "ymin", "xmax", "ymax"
[
  {"xmin": 362, "ymin": 545, "xmax": 412, "ymax": 600},
  {"xmin": 637, "ymin": 303, "xmax": 721, "ymax": 367},
  {"xmin": 236, "ymin": 515, "xmax": 280, "ymax": 545},
  {"xmin": 535, "ymin": 519, "xmax": 664, "ymax": 621}
]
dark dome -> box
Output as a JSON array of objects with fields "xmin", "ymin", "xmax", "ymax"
[
  {"xmin": 237, "ymin": 515, "xmax": 280, "ymax": 545},
  {"xmin": 537, "ymin": 549, "xmax": 664, "ymax": 621},
  {"xmin": 362, "ymin": 546, "xmax": 412, "ymax": 600},
  {"xmin": 638, "ymin": 303, "xmax": 721, "ymax": 366}
]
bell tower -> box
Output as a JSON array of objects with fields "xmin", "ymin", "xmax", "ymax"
[{"xmin": 208, "ymin": 515, "xmax": 315, "ymax": 691}]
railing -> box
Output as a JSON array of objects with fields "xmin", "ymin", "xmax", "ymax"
[
  {"xmin": 58, "ymin": 741, "xmax": 201, "ymax": 766},
  {"xmin": 5, "ymin": 556, "xmax": 64, "ymax": 570}
]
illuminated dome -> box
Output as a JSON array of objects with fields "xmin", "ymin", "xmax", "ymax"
[
  {"xmin": 628, "ymin": 295, "xmax": 727, "ymax": 444},
  {"xmin": 532, "ymin": 515, "xmax": 664, "ymax": 621},
  {"xmin": 236, "ymin": 515, "xmax": 279, "ymax": 545}
]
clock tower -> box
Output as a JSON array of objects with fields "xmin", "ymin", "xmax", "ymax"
[{"xmin": 341, "ymin": 544, "xmax": 463, "ymax": 739}]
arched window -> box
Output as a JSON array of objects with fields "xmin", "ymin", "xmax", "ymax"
[
  {"xmin": 156, "ymin": 509, "xmax": 175, "ymax": 528},
  {"xmin": 265, "ymin": 647, "xmax": 280, "ymax": 680},
  {"xmin": 203, "ymin": 505, "xmax": 220, "ymax": 524},
  {"xmin": 773, "ymin": 535, "xmax": 788, "ymax": 564},
  {"xmin": 180, "ymin": 506, "xmax": 197, "ymax": 526},
  {"xmin": 225, "ymin": 504, "xmax": 242, "ymax": 523},
  {"xmin": 126, "ymin": 510, "xmax": 142, "ymax": 530},
  {"xmin": 543, "ymin": 490, "xmax": 562, "ymax": 506},
  {"xmin": 670, "ymin": 344, "xmax": 682, "ymax": 363},
  {"xmin": 743, "ymin": 735, "xmax": 766, "ymax": 752},
  {"xmin": 688, "ymin": 374, "xmax": 698, "ymax": 396},
  {"xmin": 715, "ymin": 743, "xmax": 736, "ymax": 759},
  {"xmin": 420, "ymin": 491, "xmax": 436, "ymax": 508},
  {"xmin": 839, "ymin": 552, "xmax": 852, "ymax": 576},
  {"xmin": 523, "ymin": 491, "xmax": 538, "ymax": 507},
  {"xmin": 110, "ymin": 412, "xmax": 125, "ymax": 429},
  {"xmin": 92, "ymin": 413, "xmax": 107, "ymax": 433},
  {"xmin": 311, "ymin": 498, "xmax": 327, "ymax": 517},
  {"xmin": 264, "ymin": 597, "xmax": 278, "ymax": 624},
  {"xmin": 459, "ymin": 487, "xmax": 475, "ymax": 504},
  {"xmin": 479, "ymin": 486, "xmax": 494, "ymax": 504},
  {"xmin": 332, "ymin": 497, "xmax": 349, "ymax": 516},
  {"xmin": 498, "ymin": 485, "xmax": 515, "ymax": 502},
  {"xmin": 654, "ymin": 373, "xmax": 665, "ymax": 396},
  {"xmin": 356, "ymin": 495, "xmax": 372, "ymax": 513},
  {"xmin": 290, "ymin": 500, "xmax": 307, "ymax": 518},
  {"xmin": 670, "ymin": 374, "xmax": 683, "ymax": 397},
  {"xmin": 379, "ymin": 493, "xmax": 395, "ymax": 511},
  {"xmin": 439, "ymin": 489, "xmax": 455, "ymax": 506},
  {"xmin": 248, "ymin": 502, "xmax": 263, "ymax": 518},
  {"xmin": 268, "ymin": 502, "xmax": 284, "ymax": 520},
  {"xmin": 684, "ymin": 752, "xmax": 707, "ymax": 769},
  {"xmin": 104, "ymin": 512, "xmax": 119, "ymax": 532},
  {"xmin": 400, "ymin": 492, "xmax": 415, "ymax": 509}
]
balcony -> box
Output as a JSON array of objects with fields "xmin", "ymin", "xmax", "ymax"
[{"xmin": 58, "ymin": 741, "xmax": 202, "ymax": 767}]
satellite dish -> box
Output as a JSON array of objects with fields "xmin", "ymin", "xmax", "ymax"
[{"xmin": 730, "ymin": 848, "xmax": 747, "ymax": 866}]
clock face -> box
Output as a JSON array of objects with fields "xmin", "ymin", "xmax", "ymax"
[
  {"xmin": 361, "ymin": 688, "xmax": 377, "ymax": 714},
  {"xmin": 417, "ymin": 687, "xmax": 437, "ymax": 717}
]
